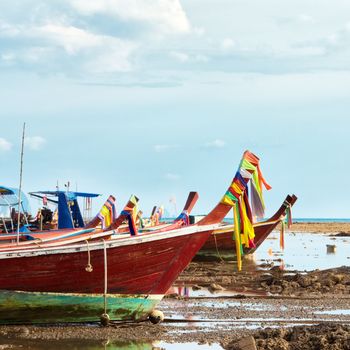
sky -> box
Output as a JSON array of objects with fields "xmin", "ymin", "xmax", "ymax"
[{"xmin": 1, "ymin": 0, "xmax": 350, "ymax": 218}]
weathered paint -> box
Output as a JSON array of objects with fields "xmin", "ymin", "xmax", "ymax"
[{"xmin": 0, "ymin": 290, "xmax": 162, "ymax": 324}]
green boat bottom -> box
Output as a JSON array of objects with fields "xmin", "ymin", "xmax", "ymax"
[{"xmin": 0, "ymin": 290, "xmax": 163, "ymax": 324}]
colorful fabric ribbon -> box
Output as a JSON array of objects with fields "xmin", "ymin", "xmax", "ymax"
[
  {"xmin": 175, "ymin": 210, "xmax": 190, "ymax": 226},
  {"xmin": 97, "ymin": 195, "xmax": 117, "ymax": 229},
  {"xmin": 280, "ymin": 202, "xmax": 293, "ymax": 250},
  {"xmin": 285, "ymin": 204, "xmax": 292, "ymax": 229},
  {"xmin": 221, "ymin": 151, "xmax": 271, "ymax": 271},
  {"xmin": 120, "ymin": 210, "xmax": 138, "ymax": 236},
  {"xmin": 151, "ymin": 205, "xmax": 164, "ymax": 226},
  {"xmin": 280, "ymin": 220, "xmax": 285, "ymax": 250}
]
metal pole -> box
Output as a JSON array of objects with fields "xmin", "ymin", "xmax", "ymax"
[
  {"xmin": 2, "ymin": 196, "xmax": 14, "ymax": 232},
  {"xmin": 1, "ymin": 217, "xmax": 8, "ymax": 234},
  {"xmin": 16, "ymin": 122, "xmax": 25, "ymax": 244},
  {"xmin": 21, "ymin": 202, "xmax": 29, "ymax": 225}
]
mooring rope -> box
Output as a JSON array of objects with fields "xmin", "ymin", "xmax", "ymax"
[
  {"xmin": 85, "ymin": 240, "xmax": 93, "ymax": 272},
  {"xmin": 213, "ymin": 233, "xmax": 225, "ymax": 263},
  {"xmin": 103, "ymin": 239, "xmax": 108, "ymax": 315}
]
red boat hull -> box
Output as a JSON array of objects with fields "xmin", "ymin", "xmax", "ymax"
[{"xmin": 0, "ymin": 228, "xmax": 212, "ymax": 295}]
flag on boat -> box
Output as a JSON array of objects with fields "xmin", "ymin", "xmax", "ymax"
[
  {"xmin": 97, "ymin": 195, "xmax": 117, "ymax": 229},
  {"xmin": 221, "ymin": 150, "xmax": 271, "ymax": 270},
  {"xmin": 120, "ymin": 195, "xmax": 139, "ymax": 236}
]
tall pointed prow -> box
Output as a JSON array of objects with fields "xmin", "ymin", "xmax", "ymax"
[
  {"xmin": 200, "ymin": 194, "xmax": 298, "ymax": 260},
  {"xmin": 175, "ymin": 191, "xmax": 199, "ymax": 223},
  {"xmin": 197, "ymin": 150, "xmax": 271, "ymax": 270},
  {"xmin": 108, "ymin": 195, "xmax": 139, "ymax": 232},
  {"xmin": 152, "ymin": 191, "xmax": 199, "ymax": 233},
  {"xmin": 84, "ymin": 195, "xmax": 117, "ymax": 230}
]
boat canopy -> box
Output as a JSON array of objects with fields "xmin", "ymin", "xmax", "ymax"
[
  {"xmin": 0, "ymin": 186, "xmax": 15, "ymax": 196},
  {"xmin": 0, "ymin": 186, "xmax": 25, "ymax": 207},
  {"xmin": 29, "ymin": 191, "xmax": 101, "ymax": 229},
  {"xmin": 29, "ymin": 191, "xmax": 100, "ymax": 203}
]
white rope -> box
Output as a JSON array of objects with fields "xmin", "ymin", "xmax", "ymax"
[
  {"xmin": 213, "ymin": 233, "xmax": 225, "ymax": 263},
  {"xmin": 85, "ymin": 240, "xmax": 93, "ymax": 272},
  {"xmin": 103, "ymin": 239, "xmax": 108, "ymax": 315}
]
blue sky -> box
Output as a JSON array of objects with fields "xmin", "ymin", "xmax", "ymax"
[{"xmin": 1, "ymin": 0, "xmax": 350, "ymax": 218}]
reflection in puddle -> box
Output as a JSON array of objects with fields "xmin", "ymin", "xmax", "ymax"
[
  {"xmin": 167, "ymin": 286, "xmax": 267, "ymax": 298},
  {"xmin": 314, "ymin": 309, "xmax": 350, "ymax": 316},
  {"xmin": 0, "ymin": 338, "xmax": 223, "ymax": 350},
  {"xmin": 255, "ymin": 231, "xmax": 350, "ymax": 271},
  {"xmin": 157, "ymin": 342, "xmax": 223, "ymax": 349}
]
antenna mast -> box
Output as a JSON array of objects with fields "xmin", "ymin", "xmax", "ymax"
[{"xmin": 16, "ymin": 122, "xmax": 25, "ymax": 244}]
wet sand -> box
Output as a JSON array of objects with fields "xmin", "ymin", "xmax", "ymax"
[
  {"xmin": 291, "ymin": 222, "xmax": 350, "ymax": 235},
  {"xmin": 1, "ymin": 223, "xmax": 349, "ymax": 349},
  {"xmin": 0, "ymin": 288, "xmax": 349, "ymax": 348}
]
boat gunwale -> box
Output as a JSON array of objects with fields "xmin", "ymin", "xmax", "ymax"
[{"xmin": 0, "ymin": 222, "xmax": 221, "ymax": 259}]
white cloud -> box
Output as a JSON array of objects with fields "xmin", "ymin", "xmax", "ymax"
[
  {"xmin": 0, "ymin": 21, "xmax": 137, "ymax": 73},
  {"xmin": 0, "ymin": 138, "xmax": 12, "ymax": 152},
  {"xmin": 84, "ymin": 44, "xmax": 135, "ymax": 73},
  {"xmin": 194, "ymin": 27, "xmax": 205, "ymax": 36},
  {"xmin": 206, "ymin": 139, "xmax": 226, "ymax": 148},
  {"xmin": 0, "ymin": 20, "xmax": 20, "ymax": 36},
  {"xmin": 24, "ymin": 136, "xmax": 46, "ymax": 150},
  {"xmin": 165, "ymin": 173, "xmax": 180, "ymax": 180},
  {"xmin": 1, "ymin": 52, "xmax": 15, "ymax": 62},
  {"xmin": 170, "ymin": 51, "xmax": 208, "ymax": 63},
  {"xmin": 170, "ymin": 51, "xmax": 189, "ymax": 63},
  {"xmin": 297, "ymin": 14, "xmax": 315, "ymax": 24},
  {"xmin": 31, "ymin": 24, "xmax": 104, "ymax": 55},
  {"xmin": 154, "ymin": 144, "xmax": 178, "ymax": 152},
  {"xmin": 221, "ymin": 38, "xmax": 235, "ymax": 50},
  {"xmin": 194, "ymin": 54, "xmax": 209, "ymax": 63},
  {"xmin": 70, "ymin": 0, "xmax": 191, "ymax": 34}
]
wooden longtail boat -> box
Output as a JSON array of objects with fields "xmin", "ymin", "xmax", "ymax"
[
  {"xmin": 0, "ymin": 195, "xmax": 138, "ymax": 251},
  {"xmin": 0, "ymin": 190, "xmax": 197, "ymax": 250},
  {"xmin": 196, "ymin": 194, "xmax": 297, "ymax": 260},
  {"xmin": 0, "ymin": 151, "xmax": 274, "ymax": 324},
  {"xmin": 0, "ymin": 155, "xmax": 252, "ymax": 324}
]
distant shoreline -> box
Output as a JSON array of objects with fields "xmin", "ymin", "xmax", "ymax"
[
  {"xmin": 292, "ymin": 218, "xmax": 350, "ymax": 223},
  {"xmin": 161, "ymin": 217, "xmax": 350, "ymax": 223},
  {"xmin": 289, "ymin": 222, "xmax": 350, "ymax": 234}
]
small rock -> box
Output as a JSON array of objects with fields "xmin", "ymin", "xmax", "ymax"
[
  {"xmin": 269, "ymin": 285, "xmax": 283, "ymax": 294},
  {"xmin": 209, "ymin": 283, "xmax": 225, "ymax": 291},
  {"xmin": 297, "ymin": 276, "xmax": 312, "ymax": 288},
  {"xmin": 260, "ymin": 282, "xmax": 269, "ymax": 289},
  {"xmin": 332, "ymin": 274, "xmax": 345, "ymax": 284},
  {"xmin": 235, "ymin": 336, "xmax": 257, "ymax": 350},
  {"xmin": 260, "ymin": 273, "xmax": 273, "ymax": 284}
]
